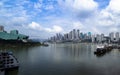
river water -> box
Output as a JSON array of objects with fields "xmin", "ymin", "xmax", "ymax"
[{"xmin": 1, "ymin": 43, "xmax": 120, "ymax": 75}]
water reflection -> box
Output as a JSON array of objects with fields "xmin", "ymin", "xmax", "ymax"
[{"xmin": 50, "ymin": 43, "xmax": 96, "ymax": 63}]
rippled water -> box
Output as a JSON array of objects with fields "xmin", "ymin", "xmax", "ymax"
[{"xmin": 1, "ymin": 43, "xmax": 120, "ymax": 75}]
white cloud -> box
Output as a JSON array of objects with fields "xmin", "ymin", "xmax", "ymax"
[
  {"xmin": 45, "ymin": 25, "xmax": 63, "ymax": 33},
  {"xmin": 74, "ymin": 0, "xmax": 120, "ymax": 34},
  {"xmin": 107, "ymin": 0, "xmax": 120, "ymax": 14},
  {"xmin": 73, "ymin": 0, "xmax": 98, "ymax": 11},
  {"xmin": 28, "ymin": 22, "xmax": 43, "ymax": 30},
  {"xmin": 95, "ymin": 0, "xmax": 120, "ymax": 28},
  {"xmin": 28, "ymin": 22, "xmax": 63, "ymax": 33},
  {"xmin": 58, "ymin": 0, "xmax": 98, "ymax": 16}
]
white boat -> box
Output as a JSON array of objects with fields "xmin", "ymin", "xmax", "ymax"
[{"xmin": 0, "ymin": 51, "xmax": 19, "ymax": 70}]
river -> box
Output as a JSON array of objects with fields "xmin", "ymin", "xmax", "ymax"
[{"xmin": 1, "ymin": 43, "xmax": 120, "ymax": 75}]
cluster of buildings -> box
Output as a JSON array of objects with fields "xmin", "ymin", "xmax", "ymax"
[
  {"xmin": 94, "ymin": 32, "xmax": 120, "ymax": 43},
  {"xmin": 48, "ymin": 29, "xmax": 120, "ymax": 43},
  {"xmin": 0, "ymin": 26, "xmax": 29, "ymax": 41}
]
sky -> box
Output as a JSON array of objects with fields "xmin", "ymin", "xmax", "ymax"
[{"xmin": 0, "ymin": 0, "xmax": 120, "ymax": 39}]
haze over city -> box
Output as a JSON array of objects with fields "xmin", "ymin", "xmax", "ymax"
[{"xmin": 0, "ymin": 0, "xmax": 119, "ymax": 39}]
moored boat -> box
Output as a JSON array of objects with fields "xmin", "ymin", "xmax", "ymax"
[
  {"xmin": 94, "ymin": 45, "xmax": 106, "ymax": 54},
  {"xmin": 0, "ymin": 51, "xmax": 19, "ymax": 70},
  {"xmin": 94, "ymin": 44, "xmax": 113, "ymax": 55}
]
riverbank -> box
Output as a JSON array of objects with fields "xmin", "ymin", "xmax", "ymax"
[{"xmin": 0, "ymin": 39, "xmax": 48, "ymax": 47}]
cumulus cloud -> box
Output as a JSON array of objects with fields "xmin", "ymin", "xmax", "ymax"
[
  {"xmin": 28, "ymin": 22, "xmax": 43, "ymax": 30},
  {"xmin": 72, "ymin": 0, "xmax": 120, "ymax": 34},
  {"xmin": 45, "ymin": 25, "xmax": 63, "ymax": 33},
  {"xmin": 73, "ymin": 0, "xmax": 98, "ymax": 11},
  {"xmin": 28, "ymin": 22, "xmax": 63, "ymax": 33},
  {"xmin": 94, "ymin": 0, "xmax": 120, "ymax": 32},
  {"xmin": 58, "ymin": 0, "xmax": 98, "ymax": 10},
  {"xmin": 107, "ymin": 0, "xmax": 120, "ymax": 14},
  {"xmin": 58, "ymin": 0, "xmax": 98, "ymax": 18}
]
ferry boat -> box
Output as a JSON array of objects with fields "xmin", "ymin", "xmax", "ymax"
[{"xmin": 0, "ymin": 51, "xmax": 19, "ymax": 70}]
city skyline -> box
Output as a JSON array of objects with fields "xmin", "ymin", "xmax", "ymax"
[
  {"xmin": 0, "ymin": 0, "xmax": 120, "ymax": 39},
  {"xmin": 49, "ymin": 29, "xmax": 120, "ymax": 43}
]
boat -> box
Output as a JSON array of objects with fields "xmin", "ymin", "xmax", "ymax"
[
  {"xmin": 0, "ymin": 51, "xmax": 19, "ymax": 70},
  {"xmin": 94, "ymin": 44, "xmax": 113, "ymax": 55},
  {"xmin": 94, "ymin": 45, "xmax": 106, "ymax": 54}
]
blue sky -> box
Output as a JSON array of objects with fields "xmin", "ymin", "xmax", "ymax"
[{"xmin": 0, "ymin": 0, "xmax": 120, "ymax": 39}]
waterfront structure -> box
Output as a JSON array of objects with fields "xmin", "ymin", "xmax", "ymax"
[
  {"xmin": 0, "ymin": 26, "xmax": 29, "ymax": 41},
  {"xmin": 0, "ymin": 30, "xmax": 28, "ymax": 40}
]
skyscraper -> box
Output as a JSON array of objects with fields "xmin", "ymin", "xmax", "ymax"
[
  {"xmin": 109, "ymin": 32, "xmax": 114, "ymax": 42},
  {"xmin": 68, "ymin": 31, "xmax": 72, "ymax": 40},
  {"xmin": 76, "ymin": 29, "xmax": 80, "ymax": 40},
  {"xmin": 91, "ymin": 35, "xmax": 95, "ymax": 43},
  {"xmin": 88, "ymin": 32, "xmax": 92, "ymax": 40},
  {"xmin": 72, "ymin": 29, "xmax": 76, "ymax": 40},
  {"xmin": 115, "ymin": 32, "xmax": 119, "ymax": 42},
  {"xmin": 101, "ymin": 34, "xmax": 104, "ymax": 42}
]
